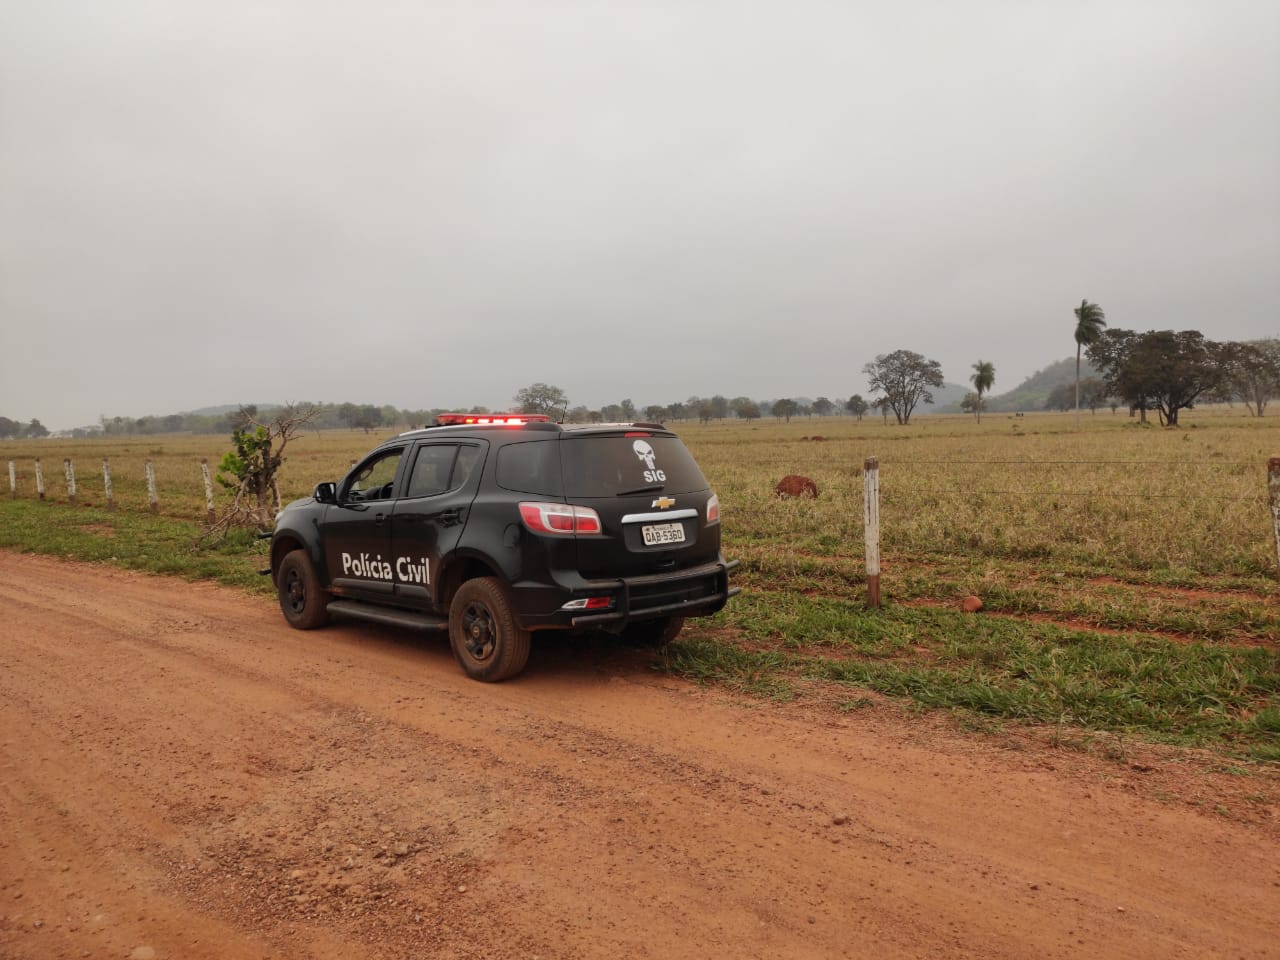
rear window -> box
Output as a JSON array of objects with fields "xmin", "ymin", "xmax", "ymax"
[{"xmin": 561, "ymin": 435, "xmax": 708, "ymax": 497}]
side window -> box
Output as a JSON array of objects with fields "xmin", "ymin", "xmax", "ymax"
[
  {"xmin": 496, "ymin": 440, "xmax": 562, "ymax": 497},
  {"xmin": 451, "ymin": 445, "xmax": 483, "ymax": 489},
  {"xmin": 345, "ymin": 449, "xmax": 403, "ymax": 501},
  {"xmin": 406, "ymin": 445, "xmax": 459, "ymax": 499}
]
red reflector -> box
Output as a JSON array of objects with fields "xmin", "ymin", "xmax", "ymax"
[
  {"xmin": 584, "ymin": 597, "xmax": 612, "ymax": 610},
  {"xmin": 624, "ymin": 431, "xmax": 650, "ymax": 437}
]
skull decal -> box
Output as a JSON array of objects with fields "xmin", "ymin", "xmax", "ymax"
[{"xmin": 633, "ymin": 439, "xmax": 657, "ymax": 471}]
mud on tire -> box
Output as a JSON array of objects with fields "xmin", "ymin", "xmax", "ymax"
[
  {"xmin": 276, "ymin": 550, "xmax": 329, "ymax": 630},
  {"xmin": 448, "ymin": 577, "xmax": 532, "ymax": 682}
]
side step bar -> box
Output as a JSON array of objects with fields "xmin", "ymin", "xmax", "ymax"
[{"xmin": 327, "ymin": 600, "xmax": 449, "ymax": 632}]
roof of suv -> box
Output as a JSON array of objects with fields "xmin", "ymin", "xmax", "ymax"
[{"xmin": 394, "ymin": 420, "xmax": 670, "ymax": 442}]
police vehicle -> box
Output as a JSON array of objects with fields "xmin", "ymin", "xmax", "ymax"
[{"xmin": 268, "ymin": 413, "xmax": 738, "ymax": 681}]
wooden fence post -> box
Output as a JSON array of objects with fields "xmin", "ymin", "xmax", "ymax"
[
  {"xmin": 35, "ymin": 459, "xmax": 45, "ymax": 500},
  {"xmin": 864, "ymin": 456, "xmax": 881, "ymax": 608},
  {"xmin": 201, "ymin": 459, "xmax": 216, "ymax": 523},
  {"xmin": 145, "ymin": 460, "xmax": 159, "ymax": 513},
  {"xmin": 103, "ymin": 458, "xmax": 114, "ymax": 511},
  {"xmin": 64, "ymin": 458, "xmax": 77, "ymax": 505},
  {"xmin": 7, "ymin": 460, "xmax": 14, "ymax": 498},
  {"xmin": 1269, "ymin": 457, "xmax": 1280, "ymax": 577}
]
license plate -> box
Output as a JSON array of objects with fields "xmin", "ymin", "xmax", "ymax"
[{"xmin": 642, "ymin": 522, "xmax": 686, "ymax": 546}]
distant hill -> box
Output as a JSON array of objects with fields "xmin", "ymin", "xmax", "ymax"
[{"xmin": 935, "ymin": 357, "xmax": 1096, "ymax": 414}]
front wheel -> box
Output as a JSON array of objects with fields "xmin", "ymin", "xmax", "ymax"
[
  {"xmin": 276, "ymin": 550, "xmax": 329, "ymax": 629},
  {"xmin": 448, "ymin": 578, "xmax": 531, "ymax": 682}
]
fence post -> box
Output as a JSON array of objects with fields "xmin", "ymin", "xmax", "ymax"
[
  {"xmin": 35, "ymin": 459, "xmax": 45, "ymax": 500},
  {"xmin": 1269, "ymin": 457, "xmax": 1280, "ymax": 577},
  {"xmin": 145, "ymin": 460, "xmax": 159, "ymax": 514},
  {"xmin": 64, "ymin": 458, "xmax": 77, "ymax": 505},
  {"xmin": 7, "ymin": 460, "xmax": 14, "ymax": 498},
  {"xmin": 201, "ymin": 459, "xmax": 216, "ymax": 523},
  {"xmin": 864, "ymin": 456, "xmax": 881, "ymax": 608},
  {"xmin": 103, "ymin": 458, "xmax": 114, "ymax": 511}
]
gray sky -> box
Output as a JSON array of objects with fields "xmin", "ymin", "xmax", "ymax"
[{"xmin": 2, "ymin": 1, "xmax": 1277, "ymax": 430}]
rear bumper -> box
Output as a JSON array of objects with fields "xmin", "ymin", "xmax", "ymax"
[{"xmin": 513, "ymin": 558, "xmax": 740, "ymax": 630}]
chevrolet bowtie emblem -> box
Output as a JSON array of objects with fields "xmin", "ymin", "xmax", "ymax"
[{"xmin": 651, "ymin": 497, "xmax": 676, "ymax": 510}]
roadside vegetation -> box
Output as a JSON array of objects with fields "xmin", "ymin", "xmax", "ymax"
[{"xmin": 2, "ymin": 408, "xmax": 1277, "ymax": 762}]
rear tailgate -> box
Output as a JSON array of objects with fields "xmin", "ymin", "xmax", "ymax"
[{"xmin": 560, "ymin": 431, "xmax": 721, "ymax": 580}]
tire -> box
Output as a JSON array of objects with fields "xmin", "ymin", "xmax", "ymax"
[
  {"xmin": 276, "ymin": 550, "xmax": 329, "ymax": 630},
  {"xmin": 623, "ymin": 616, "xmax": 685, "ymax": 648},
  {"xmin": 448, "ymin": 578, "xmax": 532, "ymax": 682}
]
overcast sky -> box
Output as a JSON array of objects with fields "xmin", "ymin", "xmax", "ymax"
[{"xmin": 2, "ymin": 1, "xmax": 1277, "ymax": 429}]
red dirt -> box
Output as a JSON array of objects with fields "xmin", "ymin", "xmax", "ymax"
[{"xmin": 2, "ymin": 551, "xmax": 1278, "ymax": 959}]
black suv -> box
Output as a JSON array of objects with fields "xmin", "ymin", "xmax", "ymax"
[{"xmin": 268, "ymin": 414, "xmax": 738, "ymax": 681}]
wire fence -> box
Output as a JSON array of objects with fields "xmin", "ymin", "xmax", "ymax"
[{"xmin": 6, "ymin": 447, "xmax": 1280, "ymax": 581}]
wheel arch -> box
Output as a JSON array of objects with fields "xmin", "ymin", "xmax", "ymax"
[
  {"xmin": 436, "ymin": 552, "xmax": 503, "ymax": 611},
  {"xmin": 270, "ymin": 531, "xmax": 320, "ymax": 585}
]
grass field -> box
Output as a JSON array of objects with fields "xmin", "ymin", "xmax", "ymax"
[{"xmin": 3, "ymin": 408, "xmax": 1278, "ymax": 761}]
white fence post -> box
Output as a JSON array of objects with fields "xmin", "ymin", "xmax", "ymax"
[
  {"xmin": 145, "ymin": 460, "xmax": 159, "ymax": 513},
  {"xmin": 7, "ymin": 460, "xmax": 14, "ymax": 498},
  {"xmin": 64, "ymin": 458, "xmax": 77, "ymax": 505},
  {"xmin": 864, "ymin": 456, "xmax": 881, "ymax": 608},
  {"xmin": 201, "ymin": 458, "xmax": 216, "ymax": 523},
  {"xmin": 1269, "ymin": 457, "xmax": 1280, "ymax": 578},
  {"xmin": 102, "ymin": 458, "xmax": 114, "ymax": 510},
  {"xmin": 35, "ymin": 459, "xmax": 45, "ymax": 500}
]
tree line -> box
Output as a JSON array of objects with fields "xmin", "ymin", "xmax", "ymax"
[{"xmin": 7, "ymin": 308, "xmax": 1278, "ymax": 437}]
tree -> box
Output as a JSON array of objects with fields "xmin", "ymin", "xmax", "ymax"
[
  {"xmin": 642, "ymin": 404, "xmax": 667, "ymax": 423},
  {"xmin": 1043, "ymin": 383, "xmax": 1075, "ymax": 412},
  {"xmin": 513, "ymin": 382, "xmax": 568, "ymax": 418},
  {"xmin": 338, "ymin": 403, "xmax": 383, "ymax": 433},
  {"xmin": 873, "ymin": 397, "xmax": 891, "ymax": 423},
  {"xmin": 862, "ymin": 350, "xmax": 945, "ymax": 425},
  {"xmin": 969, "ymin": 360, "xmax": 995, "ymax": 422},
  {"xmin": 1218, "ymin": 339, "xmax": 1280, "ymax": 416},
  {"xmin": 1087, "ymin": 329, "xmax": 1224, "ymax": 427},
  {"xmin": 25, "ymin": 418, "xmax": 49, "ymax": 439},
  {"xmin": 812, "ymin": 396, "xmax": 835, "ymax": 417},
  {"xmin": 210, "ymin": 403, "xmax": 317, "ymax": 535},
  {"xmin": 709, "ymin": 395, "xmax": 730, "ymax": 420},
  {"xmin": 1073, "ymin": 299, "xmax": 1107, "ymax": 429},
  {"xmin": 960, "ymin": 392, "xmax": 984, "ymax": 417},
  {"xmin": 619, "ymin": 398, "xmax": 637, "ymax": 421},
  {"xmin": 845, "ymin": 395, "xmax": 868, "ymax": 420},
  {"xmin": 773, "ymin": 398, "xmax": 799, "ymax": 422},
  {"xmin": 0, "ymin": 416, "xmax": 20, "ymax": 439}
]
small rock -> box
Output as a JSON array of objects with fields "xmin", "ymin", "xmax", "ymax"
[
  {"xmin": 457, "ymin": 884, "xmax": 468, "ymax": 894},
  {"xmin": 832, "ymin": 815, "xmax": 849, "ymax": 826},
  {"xmin": 393, "ymin": 843, "xmax": 411, "ymax": 857},
  {"xmin": 961, "ymin": 595, "xmax": 983, "ymax": 613}
]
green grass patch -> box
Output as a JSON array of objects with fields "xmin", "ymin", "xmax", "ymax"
[
  {"xmin": 0, "ymin": 500, "xmax": 272, "ymax": 593},
  {"xmin": 671, "ymin": 600, "xmax": 1280, "ymax": 760}
]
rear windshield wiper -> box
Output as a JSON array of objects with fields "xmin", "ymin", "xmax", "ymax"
[{"xmin": 616, "ymin": 484, "xmax": 665, "ymax": 496}]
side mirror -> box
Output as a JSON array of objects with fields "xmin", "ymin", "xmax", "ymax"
[{"xmin": 313, "ymin": 481, "xmax": 337, "ymax": 504}]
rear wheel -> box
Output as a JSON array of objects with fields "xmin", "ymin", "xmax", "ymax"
[
  {"xmin": 623, "ymin": 616, "xmax": 685, "ymax": 648},
  {"xmin": 277, "ymin": 550, "xmax": 329, "ymax": 629},
  {"xmin": 448, "ymin": 578, "xmax": 531, "ymax": 682}
]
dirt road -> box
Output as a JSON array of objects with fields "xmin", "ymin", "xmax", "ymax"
[{"xmin": 1, "ymin": 552, "xmax": 1276, "ymax": 959}]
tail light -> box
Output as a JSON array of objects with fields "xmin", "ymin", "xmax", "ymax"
[
  {"xmin": 706, "ymin": 493, "xmax": 720, "ymax": 525},
  {"xmin": 519, "ymin": 502, "xmax": 603, "ymax": 536}
]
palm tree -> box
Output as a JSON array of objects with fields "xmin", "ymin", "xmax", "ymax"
[
  {"xmin": 969, "ymin": 360, "xmax": 995, "ymax": 422},
  {"xmin": 1073, "ymin": 299, "xmax": 1106, "ymax": 429}
]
